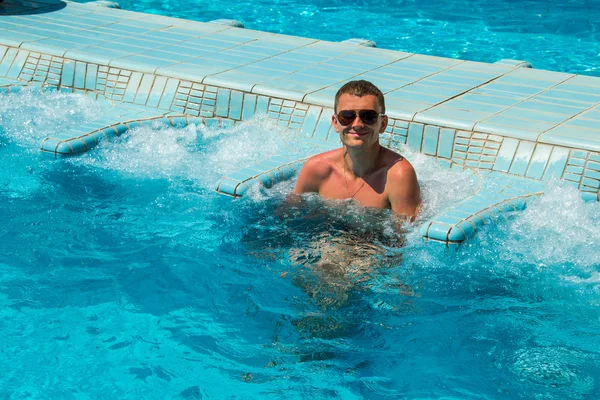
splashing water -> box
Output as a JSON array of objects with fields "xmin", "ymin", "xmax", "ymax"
[
  {"xmin": 75, "ymin": 114, "xmax": 314, "ymax": 188},
  {"xmin": 0, "ymin": 89, "xmax": 106, "ymax": 199},
  {"xmin": 0, "ymin": 88, "xmax": 105, "ymax": 148},
  {"xmin": 399, "ymin": 145, "xmax": 480, "ymax": 223},
  {"xmin": 496, "ymin": 181, "xmax": 600, "ymax": 271}
]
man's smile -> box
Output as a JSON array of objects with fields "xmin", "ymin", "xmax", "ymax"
[{"xmin": 347, "ymin": 131, "xmax": 370, "ymax": 136}]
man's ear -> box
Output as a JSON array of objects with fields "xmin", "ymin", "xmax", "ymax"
[
  {"xmin": 332, "ymin": 114, "xmax": 340, "ymax": 133},
  {"xmin": 379, "ymin": 115, "xmax": 389, "ymax": 133}
]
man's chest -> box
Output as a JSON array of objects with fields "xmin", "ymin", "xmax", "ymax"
[{"xmin": 318, "ymin": 175, "xmax": 391, "ymax": 209}]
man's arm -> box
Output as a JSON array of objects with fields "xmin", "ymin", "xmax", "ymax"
[{"xmin": 387, "ymin": 160, "xmax": 422, "ymax": 221}]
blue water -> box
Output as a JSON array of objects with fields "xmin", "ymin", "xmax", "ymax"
[
  {"xmin": 1, "ymin": 90, "xmax": 600, "ymax": 398},
  {"xmin": 107, "ymin": 0, "xmax": 600, "ymax": 77}
]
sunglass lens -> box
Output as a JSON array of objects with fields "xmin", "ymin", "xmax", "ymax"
[
  {"xmin": 359, "ymin": 110, "xmax": 379, "ymax": 125},
  {"xmin": 337, "ymin": 110, "xmax": 357, "ymax": 125}
]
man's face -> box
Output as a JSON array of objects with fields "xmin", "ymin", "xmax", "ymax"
[{"xmin": 333, "ymin": 94, "xmax": 388, "ymax": 149}]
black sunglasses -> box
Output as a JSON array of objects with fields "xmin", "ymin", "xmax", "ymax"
[{"xmin": 335, "ymin": 109, "xmax": 385, "ymax": 126}]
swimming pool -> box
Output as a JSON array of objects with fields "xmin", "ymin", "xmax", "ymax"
[
  {"xmin": 2, "ymin": 0, "xmax": 600, "ymax": 397},
  {"xmin": 106, "ymin": 0, "xmax": 600, "ymax": 77},
  {"xmin": 2, "ymin": 88, "xmax": 600, "ymax": 398}
]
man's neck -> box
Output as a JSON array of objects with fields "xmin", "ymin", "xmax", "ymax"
[{"xmin": 343, "ymin": 143, "xmax": 382, "ymax": 178}]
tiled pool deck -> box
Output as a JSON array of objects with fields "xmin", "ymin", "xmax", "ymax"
[{"xmin": 2, "ymin": 0, "xmax": 599, "ymax": 245}]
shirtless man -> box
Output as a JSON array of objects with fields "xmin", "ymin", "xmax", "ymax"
[{"xmin": 293, "ymin": 80, "xmax": 421, "ymax": 220}]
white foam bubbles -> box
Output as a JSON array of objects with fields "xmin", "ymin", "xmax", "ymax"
[
  {"xmin": 488, "ymin": 180, "xmax": 600, "ymax": 269},
  {"xmin": 197, "ymin": 114, "xmax": 309, "ymax": 177},
  {"xmin": 75, "ymin": 114, "xmax": 310, "ymax": 188},
  {"xmin": 76, "ymin": 121, "xmax": 202, "ymax": 181},
  {"xmin": 0, "ymin": 88, "xmax": 105, "ymax": 148},
  {"xmin": 0, "ymin": 89, "xmax": 106, "ymax": 199},
  {"xmin": 395, "ymin": 144, "xmax": 479, "ymax": 222}
]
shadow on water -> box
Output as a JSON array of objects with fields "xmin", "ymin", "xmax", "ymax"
[{"xmin": 0, "ymin": 0, "xmax": 66, "ymax": 15}]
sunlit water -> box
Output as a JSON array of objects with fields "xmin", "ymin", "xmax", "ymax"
[
  {"xmin": 96, "ymin": 0, "xmax": 600, "ymax": 77},
  {"xmin": 1, "ymin": 91, "xmax": 600, "ymax": 398}
]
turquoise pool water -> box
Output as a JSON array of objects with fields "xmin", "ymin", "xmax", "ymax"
[
  {"xmin": 1, "ymin": 90, "xmax": 600, "ymax": 398},
  {"xmin": 108, "ymin": 0, "xmax": 600, "ymax": 77}
]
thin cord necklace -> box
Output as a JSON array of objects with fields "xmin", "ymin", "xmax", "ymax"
[
  {"xmin": 343, "ymin": 161, "xmax": 366, "ymax": 199},
  {"xmin": 342, "ymin": 147, "xmax": 382, "ymax": 199}
]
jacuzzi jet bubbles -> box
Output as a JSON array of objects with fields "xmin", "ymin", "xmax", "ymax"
[
  {"xmin": 498, "ymin": 180, "xmax": 600, "ymax": 269},
  {"xmin": 196, "ymin": 114, "xmax": 297, "ymax": 178},
  {"xmin": 76, "ymin": 122, "xmax": 202, "ymax": 181},
  {"xmin": 397, "ymin": 144, "xmax": 479, "ymax": 222},
  {"xmin": 78, "ymin": 114, "xmax": 307, "ymax": 188},
  {"xmin": 0, "ymin": 88, "xmax": 105, "ymax": 148},
  {"xmin": 0, "ymin": 89, "xmax": 106, "ymax": 199}
]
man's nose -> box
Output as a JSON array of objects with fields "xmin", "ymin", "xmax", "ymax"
[{"xmin": 351, "ymin": 114, "xmax": 365, "ymax": 127}]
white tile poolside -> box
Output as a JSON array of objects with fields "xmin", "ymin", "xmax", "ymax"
[{"xmin": 1, "ymin": 0, "xmax": 599, "ymax": 244}]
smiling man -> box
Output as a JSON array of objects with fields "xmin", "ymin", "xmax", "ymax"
[{"xmin": 293, "ymin": 80, "xmax": 421, "ymax": 220}]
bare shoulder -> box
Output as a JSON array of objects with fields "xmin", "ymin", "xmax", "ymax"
[
  {"xmin": 381, "ymin": 147, "xmax": 422, "ymax": 218},
  {"xmin": 380, "ymin": 147, "xmax": 415, "ymax": 176},
  {"xmin": 393, "ymin": 157, "xmax": 417, "ymax": 178},
  {"xmin": 293, "ymin": 149, "xmax": 342, "ymax": 194},
  {"xmin": 303, "ymin": 148, "xmax": 341, "ymax": 175}
]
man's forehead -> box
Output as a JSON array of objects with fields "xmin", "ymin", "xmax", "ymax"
[{"xmin": 337, "ymin": 93, "xmax": 382, "ymax": 108}]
